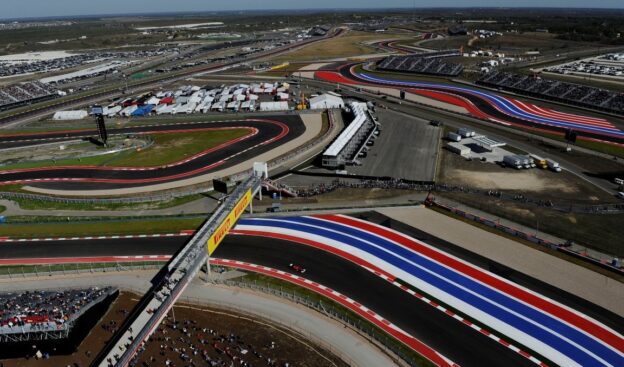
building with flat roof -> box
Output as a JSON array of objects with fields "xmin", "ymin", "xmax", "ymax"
[{"xmin": 310, "ymin": 94, "xmax": 344, "ymax": 110}]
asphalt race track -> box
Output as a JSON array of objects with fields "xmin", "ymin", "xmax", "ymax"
[
  {"xmin": 0, "ymin": 115, "xmax": 305, "ymax": 190},
  {"xmin": 235, "ymin": 215, "xmax": 624, "ymax": 367},
  {"xmin": 2, "ymin": 215, "xmax": 623, "ymax": 366},
  {"xmin": 315, "ymin": 64, "xmax": 624, "ymax": 144},
  {"xmin": 0, "ymin": 235, "xmax": 532, "ymax": 367}
]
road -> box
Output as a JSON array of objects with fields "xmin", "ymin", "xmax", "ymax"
[
  {"xmin": 0, "ymin": 234, "xmax": 532, "ymax": 367},
  {"xmin": 330, "ymin": 63, "xmax": 624, "ymax": 144},
  {"xmin": 2, "ymin": 214, "xmax": 622, "ymax": 366},
  {"xmin": 301, "ymin": 77, "xmax": 622, "ymax": 194},
  {"xmin": 0, "ymin": 116, "xmax": 304, "ymax": 190},
  {"xmin": 0, "ymin": 29, "xmax": 344, "ymax": 128},
  {"xmin": 348, "ymin": 108, "xmax": 441, "ymax": 181}
]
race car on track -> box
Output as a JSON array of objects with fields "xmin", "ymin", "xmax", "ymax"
[{"xmin": 289, "ymin": 263, "xmax": 306, "ymax": 274}]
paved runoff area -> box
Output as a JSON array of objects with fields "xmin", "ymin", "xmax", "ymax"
[
  {"xmin": 0, "ymin": 271, "xmax": 400, "ymax": 367},
  {"xmin": 23, "ymin": 113, "xmax": 323, "ymax": 197},
  {"xmin": 349, "ymin": 109, "xmax": 440, "ymax": 181},
  {"xmin": 376, "ymin": 206, "xmax": 624, "ymax": 316}
]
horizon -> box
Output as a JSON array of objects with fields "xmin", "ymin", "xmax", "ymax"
[{"xmin": 2, "ymin": 2, "xmax": 624, "ymax": 21}]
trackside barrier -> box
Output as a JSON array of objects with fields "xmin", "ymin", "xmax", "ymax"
[
  {"xmin": 429, "ymin": 200, "xmax": 624, "ymax": 275},
  {"xmin": 0, "ymin": 109, "xmax": 339, "ymax": 206},
  {"xmin": 310, "ymin": 71, "xmax": 624, "ymax": 154},
  {"xmin": 280, "ymin": 176, "xmax": 624, "ymax": 215},
  {"xmin": 0, "ymin": 262, "xmax": 166, "ymax": 280},
  {"xmin": 0, "ymin": 188, "xmax": 211, "ymax": 205},
  {"xmin": 0, "ymin": 265, "xmax": 420, "ymax": 366},
  {"xmin": 173, "ymin": 294, "xmax": 363, "ymax": 367},
  {"xmin": 212, "ymin": 109, "xmax": 339, "ymax": 186},
  {"xmin": 92, "ymin": 176, "xmax": 261, "ymax": 367},
  {"xmin": 216, "ymin": 278, "xmax": 423, "ymax": 367}
]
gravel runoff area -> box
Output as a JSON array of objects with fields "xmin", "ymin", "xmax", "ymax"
[
  {"xmin": 377, "ymin": 206, "xmax": 624, "ymax": 316},
  {"xmin": 0, "ymin": 271, "xmax": 399, "ymax": 367},
  {"xmin": 22, "ymin": 113, "xmax": 323, "ymax": 197}
]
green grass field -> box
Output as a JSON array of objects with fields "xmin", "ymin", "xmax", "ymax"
[
  {"xmin": 428, "ymin": 205, "xmax": 624, "ymax": 282},
  {"xmin": 0, "ymin": 128, "xmax": 251, "ymax": 171},
  {"xmin": 0, "ymin": 217, "xmax": 204, "ymax": 238},
  {"xmin": 13, "ymin": 194, "xmax": 204, "ymax": 212},
  {"xmin": 111, "ymin": 128, "xmax": 250, "ymax": 167},
  {"xmin": 0, "ymin": 261, "xmax": 165, "ymax": 277},
  {"xmin": 270, "ymin": 31, "xmax": 411, "ymax": 63},
  {"xmin": 438, "ymin": 192, "xmax": 624, "ymax": 256}
]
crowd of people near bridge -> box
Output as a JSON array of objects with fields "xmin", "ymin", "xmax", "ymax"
[
  {"xmin": 131, "ymin": 315, "xmax": 294, "ymax": 367},
  {"xmin": 0, "ymin": 287, "xmax": 111, "ymax": 333},
  {"xmin": 286, "ymin": 178, "xmax": 624, "ymax": 214},
  {"xmin": 477, "ymin": 71, "xmax": 624, "ymax": 114}
]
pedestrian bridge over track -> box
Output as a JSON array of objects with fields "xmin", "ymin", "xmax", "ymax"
[{"xmin": 93, "ymin": 175, "xmax": 262, "ymax": 367}]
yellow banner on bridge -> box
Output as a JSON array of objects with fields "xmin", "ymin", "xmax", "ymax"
[{"xmin": 207, "ymin": 189, "xmax": 252, "ymax": 256}]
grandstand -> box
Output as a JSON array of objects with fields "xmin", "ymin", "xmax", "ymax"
[
  {"xmin": 0, "ymin": 82, "xmax": 58, "ymax": 112},
  {"xmin": 1, "ymin": 287, "xmax": 115, "ymax": 343},
  {"xmin": 322, "ymin": 102, "xmax": 377, "ymax": 168},
  {"xmin": 477, "ymin": 71, "xmax": 624, "ymax": 115},
  {"xmin": 377, "ymin": 50, "xmax": 463, "ymax": 77}
]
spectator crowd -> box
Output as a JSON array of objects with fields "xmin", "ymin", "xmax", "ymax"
[
  {"xmin": 378, "ymin": 50, "xmax": 463, "ymax": 77},
  {"xmin": 477, "ymin": 71, "xmax": 624, "ymax": 114},
  {"xmin": 129, "ymin": 315, "xmax": 294, "ymax": 367},
  {"xmin": 0, "ymin": 82, "xmax": 57, "ymax": 110},
  {"xmin": 283, "ymin": 178, "xmax": 624, "ymax": 214},
  {"xmin": 0, "ymin": 287, "xmax": 112, "ymax": 334}
]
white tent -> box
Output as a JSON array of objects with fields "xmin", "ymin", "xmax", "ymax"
[
  {"xmin": 227, "ymin": 101, "xmax": 241, "ymax": 111},
  {"xmin": 53, "ymin": 110, "xmax": 88, "ymax": 120},
  {"xmin": 156, "ymin": 104, "xmax": 173, "ymax": 115},
  {"xmin": 146, "ymin": 97, "xmax": 160, "ymax": 105},
  {"xmin": 241, "ymin": 100, "xmax": 256, "ymax": 111},
  {"xmin": 183, "ymin": 102, "xmax": 198, "ymax": 114},
  {"xmin": 104, "ymin": 106, "xmax": 122, "ymax": 117},
  {"xmin": 199, "ymin": 103, "xmax": 212, "ymax": 113},
  {"xmin": 309, "ymin": 94, "xmax": 345, "ymax": 110},
  {"xmin": 259, "ymin": 101, "xmax": 289, "ymax": 111},
  {"xmin": 119, "ymin": 105, "xmax": 138, "ymax": 117},
  {"xmin": 211, "ymin": 101, "xmax": 226, "ymax": 111}
]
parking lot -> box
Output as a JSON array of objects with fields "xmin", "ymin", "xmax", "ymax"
[
  {"xmin": 447, "ymin": 135, "xmax": 513, "ymax": 163},
  {"xmin": 348, "ymin": 109, "xmax": 441, "ymax": 181}
]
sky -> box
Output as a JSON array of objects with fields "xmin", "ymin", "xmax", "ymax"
[{"xmin": 2, "ymin": 0, "xmax": 624, "ymax": 20}]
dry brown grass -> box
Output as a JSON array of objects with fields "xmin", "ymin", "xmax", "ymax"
[{"xmin": 270, "ymin": 31, "xmax": 412, "ymax": 62}]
